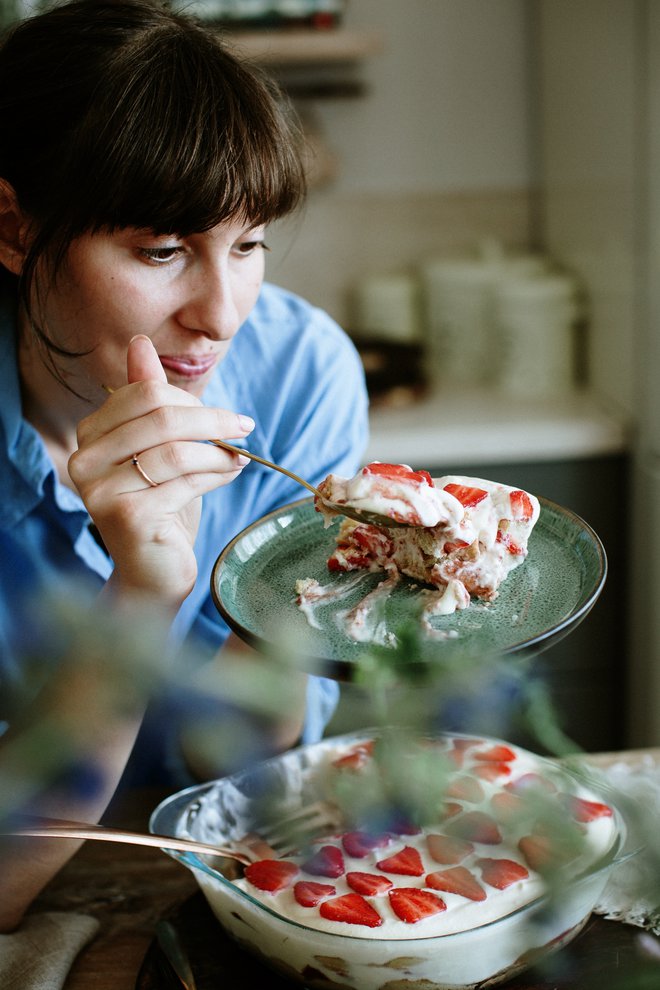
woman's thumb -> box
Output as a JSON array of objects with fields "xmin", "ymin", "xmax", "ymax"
[{"xmin": 126, "ymin": 334, "xmax": 167, "ymax": 385}]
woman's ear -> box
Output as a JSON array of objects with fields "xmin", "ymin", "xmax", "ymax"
[{"xmin": 0, "ymin": 179, "xmax": 30, "ymax": 275}]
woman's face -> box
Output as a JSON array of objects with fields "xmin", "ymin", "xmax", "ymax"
[{"xmin": 29, "ymin": 217, "xmax": 267, "ymax": 400}]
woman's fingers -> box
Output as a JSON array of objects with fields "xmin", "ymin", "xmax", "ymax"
[
  {"xmin": 120, "ymin": 440, "xmax": 250, "ymax": 494},
  {"xmin": 72, "ymin": 400, "xmax": 254, "ymax": 488},
  {"xmin": 77, "ymin": 379, "xmax": 254, "ymax": 453}
]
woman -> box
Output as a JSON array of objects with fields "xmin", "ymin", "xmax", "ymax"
[{"xmin": 0, "ymin": 0, "xmax": 368, "ymax": 929}]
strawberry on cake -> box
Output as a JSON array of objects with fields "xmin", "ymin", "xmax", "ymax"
[
  {"xmin": 311, "ymin": 463, "xmax": 540, "ymax": 617},
  {"xmin": 234, "ymin": 734, "xmax": 617, "ymax": 939}
]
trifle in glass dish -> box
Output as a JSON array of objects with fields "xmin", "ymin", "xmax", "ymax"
[{"xmin": 151, "ymin": 730, "xmax": 626, "ymax": 990}]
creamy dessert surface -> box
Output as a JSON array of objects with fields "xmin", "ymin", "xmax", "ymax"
[
  {"xmin": 234, "ymin": 735, "xmax": 617, "ymax": 939},
  {"xmin": 298, "ymin": 463, "xmax": 542, "ymax": 633}
]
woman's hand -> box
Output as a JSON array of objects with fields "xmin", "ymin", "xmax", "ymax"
[{"xmin": 68, "ymin": 335, "xmax": 254, "ymax": 607}]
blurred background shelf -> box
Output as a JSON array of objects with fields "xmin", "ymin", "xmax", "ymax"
[{"xmin": 224, "ymin": 27, "xmax": 385, "ymax": 66}]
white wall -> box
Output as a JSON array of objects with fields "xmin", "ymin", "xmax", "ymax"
[
  {"xmin": 319, "ymin": 0, "xmax": 533, "ymax": 195},
  {"xmin": 536, "ymin": 0, "xmax": 639, "ymax": 419},
  {"xmin": 267, "ymin": 0, "xmax": 536, "ymax": 324}
]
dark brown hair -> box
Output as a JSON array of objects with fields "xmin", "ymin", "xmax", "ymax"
[{"xmin": 0, "ymin": 0, "xmax": 306, "ymax": 324}]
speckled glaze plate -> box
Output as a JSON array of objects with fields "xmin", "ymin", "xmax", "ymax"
[{"xmin": 211, "ymin": 496, "xmax": 606, "ymax": 680}]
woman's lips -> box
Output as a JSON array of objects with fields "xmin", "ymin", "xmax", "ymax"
[{"xmin": 159, "ymin": 354, "xmax": 217, "ymax": 379}]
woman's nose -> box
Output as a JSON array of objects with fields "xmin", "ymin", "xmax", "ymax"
[{"xmin": 179, "ymin": 272, "xmax": 241, "ymax": 340}]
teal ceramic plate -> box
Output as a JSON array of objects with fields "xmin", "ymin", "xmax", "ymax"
[{"xmin": 211, "ymin": 496, "xmax": 606, "ymax": 680}]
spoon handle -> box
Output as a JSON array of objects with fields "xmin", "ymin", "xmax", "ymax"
[
  {"xmin": 4, "ymin": 818, "xmax": 251, "ymax": 864},
  {"xmin": 211, "ymin": 439, "xmax": 320, "ymax": 497}
]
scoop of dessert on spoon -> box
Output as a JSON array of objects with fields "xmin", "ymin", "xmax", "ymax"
[{"xmin": 211, "ymin": 440, "xmax": 412, "ymax": 529}]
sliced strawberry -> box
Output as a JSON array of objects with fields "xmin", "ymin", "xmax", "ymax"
[
  {"xmin": 490, "ymin": 791, "xmax": 526, "ymax": 823},
  {"xmin": 293, "ymin": 880, "xmax": 336, "ymax": 907},
  {"xmin": 301, "ymin": 844, "xmax": 345, "ymax": 878},
  {"xmin": 341, "ymin": 830, "xmax": 391, "ymax": 859},
  {"xmin": 561, "ymin": 794, "xmax": 613, "ymax": 823},
  {"xmin": 496, "ymin": 530, "xmax": 525, "ymax": 555},
  {"xmin": 510, "ymin": 489, "xmax": 535, "ymax": 521},
  {"xmin": 332, "ymin": 740, "xmax": 374, "ymax": 770},
  {"xmin": 346, "ymin": 871, "xmax": 394, "ymax": 896},
  {"xmin": 443, "ymin": 484, "xmax": 489, "ymax": 508},
  {"xmin": 473, "ymin": 761, "xmax": 513, "ymax": 782},
  {"xmin": 386, "ymin": 818, "xmax": 422, "ymax": 836},
  {"xmin": 478, "ymin": 857, "xmax": 529, "ymax": 889},
  {"xmin": 363, "ymin": 462, "xmax": 433, "ymax": 488},
  {"xmin": 388, "ymin": 888, "xmax": 447, "ymax": 923},
  {"xmin": 506, "ymin": 772, "xmax": 557, "ymax": 795},
  {"xmin": 352, "ymin": 526, "xmax": 394, "ymax": 555},
  {"xmin": 453, "ymin": 811, "xmax": 502, "ymax": 844},
  {"xmin": 426, "ymin": 833, "xmax": 474, "ymax": 864},
  {"xmin": 446, "ymin": 775, "xmax": 485, "ymax": 803},
  {"xmin": 439, "ymin": 801, "xmax": 463, "ymax": 821},
  {"xmin": 244, "ymin": 859, "xmax": 299, "ymax": 893},
  {"xmin": 452, "ymin": 737, "xmax": 484, "ymax": 751},
  {"xmin": 443, "ymin": 539, "xmax": 470, "ymax": 555},
  {"xmin": 426, "ymin": 866, "xmax": 487, "ymax": 902},
  {"xmin": 447, "ymin": 737, "xmax": 483, "ymax": 767},
  {"xmin": 518, "ymin": 834, "xmax": 552, "ymax": 872},
  {"xmin": 327, "ymin": 550, "xmax": 371, "ymax": 572},
  {"xmin": 473, "ymin": 744, "xmax": 516, "ymax": 763},
  {"xmin": 319, "ymin": 892, "xmax": 383, "ymax": 928},
  {"xmin": 518, "ymin": 833, "xmax": 577, "ymax": 873},
  {"xmin": 376, "ymin": 845, "xmax": 424, "ymax": 876}
]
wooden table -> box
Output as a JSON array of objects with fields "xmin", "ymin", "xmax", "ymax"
[
  {"xmin": 29, "ymin": 786, "xmax": 197, "ymax": 990},
  {"xmin": 29, "ymin": 749, "xmax": 660, "ymax": 990}
]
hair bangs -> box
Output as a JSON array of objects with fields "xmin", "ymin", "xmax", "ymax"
[{"xmin": 68, "ymin": 26, "xmax": 306, "ymax": 238}]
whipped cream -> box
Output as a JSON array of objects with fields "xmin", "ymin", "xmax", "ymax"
[
  {"xmin": 301, "ymin": 464, "xmax": 541, "ymax": 631},
  {"xmin": 234, "ymin": 735, "xmax": 617, "ymax": 940},
  {"xmin": 317, "ymin": 463, "xmax": 465, "ymax": 529}
]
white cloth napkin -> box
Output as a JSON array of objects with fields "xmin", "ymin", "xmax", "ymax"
[
  {"xmin": 594, "ymin": 756, "xmax": 660, "ymax": 934},
  {"xmin": 0, "ymin": 912, "xmax": 99, "ymax": 990}
]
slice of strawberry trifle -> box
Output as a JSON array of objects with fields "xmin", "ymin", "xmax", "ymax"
[{"xmin": 313, "ymin": 462, "xmax": 540, "ymax": 616}]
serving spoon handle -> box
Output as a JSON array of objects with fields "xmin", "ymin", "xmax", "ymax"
[{"xmin": 4, "ymin": 816, "xmax": 253, "ymax": 865}]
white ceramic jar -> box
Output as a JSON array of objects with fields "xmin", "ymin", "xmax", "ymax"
[
  {"xmin": 350, "ymin": 272, "xmax": 422, "ymax": 345},
  {"xmin": 493, "ymin": 271, "xmax": 581, "ymax": 399},
  {"xmin": 419, "ymin": 250, "xmax": 547, "ymax": 388}
]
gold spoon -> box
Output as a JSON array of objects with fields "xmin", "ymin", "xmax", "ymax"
[
  {"xmin": 5, "ymin": 816, "xmax": 254, "ymax": 864},
  {"xmin": 210, "ymin": 439, "xmax": 410, "ymax": 529}
]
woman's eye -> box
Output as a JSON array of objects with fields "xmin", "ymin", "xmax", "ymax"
[
  {"xmin": 236, "ymin": 240, "xmax": 269, "ymax": 255},
  {"xmin": 139, "ymin": 246, "xmax": 183, "ymax": 264}
]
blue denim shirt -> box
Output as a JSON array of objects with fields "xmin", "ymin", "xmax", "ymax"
[{"xmin": 0, "ymin": 283, "xmax": 369, "ymax": 784}]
